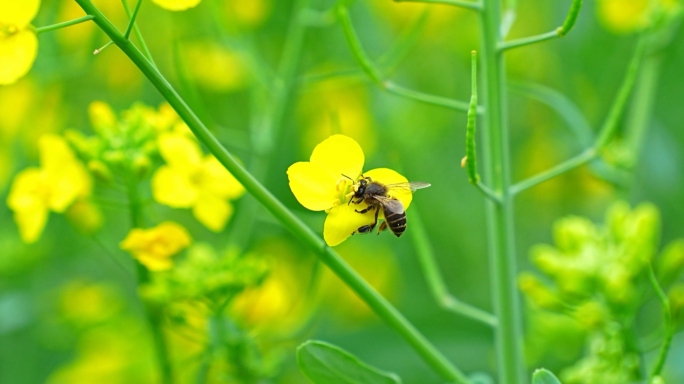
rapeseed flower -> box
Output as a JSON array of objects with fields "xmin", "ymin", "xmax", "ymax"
[
  {"xmin": 120, "ymin": 221, "xmax": 191, "ymax": 271},
  {"xmin": 151, "ymin": 132, "xmax": 244, "ymax": 232},
  {"xmin": 596, "ymin": 0, "xmax": 681, "ymax": 34},
  {"xmin": 0, "ymin": 0, "xmax": 40, "ymax": 85},
  {"xmin": 7, "ymin": 134, "xmax": 92, "ymax": 243},
  {"xmin": 287, "ymin": 134, "xmax": 413, "ymax": 246}
]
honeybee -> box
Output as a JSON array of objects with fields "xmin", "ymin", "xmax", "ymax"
[{"xmin": 346, "ymin": 175, "xmax": 430, "ymax": 237}]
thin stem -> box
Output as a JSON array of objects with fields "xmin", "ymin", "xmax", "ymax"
[
  {"xmin": 410, "ymin": 209, "xmax": 498, "ymax": 327},
  {"xmin": 479, "ymin": 0, "xmax": 527, "ymax": 381},
  {"xmin": 499, "ymin": 0, "xmax": 582, "ymax": 51},
  {"xmin": 123, "ymin": 0, "xmax": 143, "ymax": 40},
  {"xmin": 646, "ymin": 263, "xmax": 674, "ymax": 378},
  {"xmin": 121, "ymin": 0, "xmax": 156, "ymax": 67},
  {"xmin": 510, "ymin": 149, "xmax": 597, "ymax": 196},
  {"xmin": 475, "ymin": 181, "xmax": 502, "ymax": 203},
  {"xmin": 499, "ymin": 30, "xmax": 558, "ymax": 52},
  {"xmin": 393, "ymin": 0, "xmax": 483, "ymax": 11},
  {"xmin": 124, "ymin": 175, "xmax": 173, "ymax": 384},
  {"xmin": 74, "ymin": 1, "xmax": 468, "ymax": 381},
  {"xmin": 35, "ymin": 15, "xmax": 94, "ymax": 34},
  {"xmin": 595, "ymin": 35, "xmax": 646, "ymax": 148},
  {"xmin": 384, "ymin": 82, "xmax": 471, "ymax": 113},
  {"xmin": 337, "ymin": 5, "xmax": 473, "ymax": 113}
]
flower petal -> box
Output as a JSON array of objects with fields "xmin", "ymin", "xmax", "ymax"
[
  {"xmin": 151, "ymin": 0, "xmax": 202, "ymax": 11},
  {"xmin": 323, "ymin": 203, "xmax": 377, "ymax": 247},
  {"xmin": 287, "ymin": 161, "xmax": 339, "ymax": 211},
  {"xmin": 199, "ymin": 156, "xmax": 244, "ymax": 200},
  {"xmin": 0, "ymin": 0, "xmax": 40, "ymax": 29},
  {"xmin": 364, "ymin": 168, "xmax": 413, "ymax": 209},
  {"xmin": 192, "ymin": 193, "xmax": 233, "ymax": 232},
  {"xmin": 0, "ymin": 30, "xmax": 38, "ymax": 85},
  {"xmin": 310, "ymin": 134, "xmax": 364, "ymax": 180},
  {"xmin": 158, "ymin": 132, "xmax": 202, "ymax": 174},
  {"xmin": 13, "ymin": 206, "xmax": 48, "ymax": 243},
  {"xmin": 151, "ymin": 166, "xmax": 198, "ymax": 208}
]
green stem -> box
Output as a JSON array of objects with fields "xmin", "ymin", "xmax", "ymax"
[
  {"xmin": 74, "ymin": 1, "xmax": 467, "ymax": 381},
  {"xmin": 595, "ymin": 35, "xmax": 646, "ymax": 148},
  {"xmin": 510, "ymin": 148, "xmax": 597, "ymax": 196},
  {"xmin": 646, "ymin": 263, "xmax": 674, "ymax": 378},
  {"xmin": 121, "ymin": 0, "xmax": 156, "ymax": 67},
  {"xmin": 475, "ymin": 181, "xmax": 502, "ymax": 203},
  {"xmin": 337, "ymin": 5, "xmax": 472, "ymax": 113},
  {"xmin": 499, "ymin": 30, "xmax": 558, "ymax": 51},
  {"xmin": 35, "ymin": 15, "xmax": 94, "ymax": 34},
  {"xmin": 124, "ymin": 175, "xmax": 173, "ymax": 384},
  {"xmin": 410, "ymin": 209, "xmax": 498, "ymax": 327},
  {"xmin": 393, "ymin": 0, "xmax": 483, "ymax": 11},
  {"xmin": 123, "ymin": 0, "xmax": 142, "ymax": 40},
  {"xmin": 466, "ymin": 51, "xmax": 480, "ymax": 184},
  {"xmin": 624, "ymin": 50, "xmax": 662, "ymax": 162},
  {"xmin": 499, "ymin": 0, "xmax": 582, "ymax": 51},
  {"xmin": 478, "ymin": 0, "xmax": 526, "ymax": 382}
]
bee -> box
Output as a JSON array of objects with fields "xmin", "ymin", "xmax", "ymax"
[{"xmin": 346, "ymin": 175, "xmax": 430, "ymax": 237}]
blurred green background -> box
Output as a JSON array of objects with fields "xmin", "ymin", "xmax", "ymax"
[{"xmin": 1, "ymin": 0, "xmax": 683, "ymax": 383}]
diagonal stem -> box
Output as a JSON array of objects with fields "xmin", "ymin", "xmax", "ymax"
[
  {"xmin": 646, "ymin": 263, "xmax": 674, "ymax": 379},
  {"xmin": 410, "ymin": 209, "xmax": 498, "ymax": 327},
  {"xmin": 73, "ymin": 1, "xmax": 469, "ymax": 382},
  {"xmin": 35, "ymin": 15, "xmax": 94, "ymax": 34},
  {"xmin": 123, "ymin": 0, "xmax": 143, "ymax": 40}
]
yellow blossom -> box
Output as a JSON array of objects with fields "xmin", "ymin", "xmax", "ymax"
[
  {"xmin": 151, "ymin": 0, "xmax": 202, "ymax": 11},
  {"xmin": 6, "ymin": 134, "xmax": 92, "ymax": 243},
  {"xmin": 151, "ymin": 133, "xmax": 244, "ymax": 232},
  {"xmin": 287, "ymin": 134, "xmax": 414, "ymax": 246},
  {"xmin": 182, "ymin": 41, "xmax": 250, "ymax": 92},
  {"xmin": 120, "ymin": 221, "xmax": 191, "ymax": 271},
  {"xmin": 0, "ymin": 0, "xmax": 40, "ymax": 85},
  {"xmin": 596, "ymin": 0, "xmax": 681, "ymax": 34}
]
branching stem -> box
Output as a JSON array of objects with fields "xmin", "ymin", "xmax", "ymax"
[
  {"xmin": 647, "ymin": 263, "xmax": 674, "ymax": 378},
  {"xmin": 410, "ymin": 209, "xmax": 498, "ymax": 327},
  {"xmin": 123, "ymin": 0, "xmax": 143, "ymax": 40},
  {"xmin": 499, "ymin": 0, "xmax": 583, "ymax": 51}
]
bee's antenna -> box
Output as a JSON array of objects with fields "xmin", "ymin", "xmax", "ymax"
[{"xmin": 341, "ymin": 174, "xmax": 353, "ymax": 180}]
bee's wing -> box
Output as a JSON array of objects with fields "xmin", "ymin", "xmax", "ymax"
[
  {"xmin": 385, "ymin": 181, "xmax": 431, "ymax": 192},
  {"xmin": 375, "ymin": 196, "xmax": 405, "ymax": 213}
]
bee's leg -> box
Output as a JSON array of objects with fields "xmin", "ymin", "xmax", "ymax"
[
  {"xmin": 354, "ymin": 206, "xmax": 380, "ymax": 234},
  {"xmin": 355, "ymin": 204, "xmax": 375, "ymax": 214},
  {"xmin": 377, "ymin": 221, "xmax": 388, "ymax": 235}
]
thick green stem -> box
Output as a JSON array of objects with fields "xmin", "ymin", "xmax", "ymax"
[
  {"xmin": 74, "ymin": 1, "xmax": 467, "ymax": 381},
  {"xmin": 478, "ymin": 0, "xmax": 526, "ymax": 382}
]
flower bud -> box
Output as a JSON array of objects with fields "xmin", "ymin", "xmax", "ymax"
[
  {"xmin": 669, "ymin": 283, "xmax": 684, "ymax": 328},
  {"xmin": 102, "ymin": 149, "xmax": 126, "ymax": 166},
  {"xmin": 573, "ymin": 301, "xmax": 608, "ymax": 330},
  {"xmin": 518, "ymin": 272, "xmax": 562, "ymax": 311},
  {"xmin": 87, "ymin": 160, "xmax": 113, "ymax": 184},
  {"xmin": 553, "ymin": 216, "xmax": 596, "ymax": 254},
  {"xmin": 65, "ymin": 200, "xmax": 103, "ymax": 236},
  {"xmin": 657, "ymin": 239, "xmax": 684, "ymax": 287},
  {"xmin": 132, "ymin": 154, "xmax": 151, "ymax": 178},
  {"xmin": 88, "ymin": 101, "xmax": 117, "ymax": 137}
]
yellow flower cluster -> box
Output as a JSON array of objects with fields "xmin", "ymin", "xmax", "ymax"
[
  {"xmin": 151, "ymin": 0, "xmax": 202, "ymax": 11},
  {"xmin": 0, "ymin": 0, "xmax": 40, "ymax": 85},
  {"xmin": 6, "ymin": 134, "xmax": 92, "ymax": 243}
]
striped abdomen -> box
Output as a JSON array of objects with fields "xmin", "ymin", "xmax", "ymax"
[{"xmin": 382, "ymin": 199, "xmax": 406, "ymax": 237}]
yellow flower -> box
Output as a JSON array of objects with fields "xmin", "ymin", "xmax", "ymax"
[
  {"xmin": 596, "ymin": 0, "xmax": 681, "ymax": 34},
  {"xmin": 152, "ymin": 133, "xmax": 245, "ymax": 232},
  {"xmin": 182, "ymin": 41, "xmax": 250, "ymax": 92},
  {"xmin": 287, "ymin": 134, "xmax": 414, "ymax": 246},
  {"xmin": 151, "ymin": 0, "xmax": 202, "ymax": 11},
  {"xmin": 0, "ymin": 0, "xmax": 40, "ymax": 85},
  {"xmin": 7, "ymin": 134, "xmax": 92, "ymax": 243},
  {"xmin": 120, "ymin": 221, "xmax": 191, "ymax": 271}
]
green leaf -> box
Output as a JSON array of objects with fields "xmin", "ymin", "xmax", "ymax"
[
  {"xmin": 297, "ymin": 340, "xmax": 402, "ymax": 384},
  {"xmin": 532, "ymin": 368, "xmax": 562, "ymax": 384}
]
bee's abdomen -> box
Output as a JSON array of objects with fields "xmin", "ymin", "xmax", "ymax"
[{"xmin": 385, "ymin": 211, "xmax": 407, "ymax": 237}]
